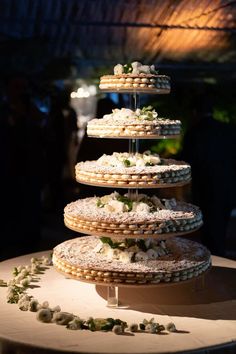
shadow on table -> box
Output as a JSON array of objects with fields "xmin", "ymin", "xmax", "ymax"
[{"xmin": 96, "ymin": 265, "xmax": 236, "ymax": 320}]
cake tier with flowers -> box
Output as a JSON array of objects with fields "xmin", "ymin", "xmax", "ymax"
[
  {"xmin": 87, "ymin": 107, "xmax": 181, "ymax": 138},
  {"xmin": 75, "ymin": 151, "xmax": 191, "ymax": 188},
  {"xmin": 53, "ymin": 236, "xmax": 211, "ymax": 286},
  {"xmin": 64, "ymin": 192, "xmax": 203, "ymax": 239},
  {"xmin": 99, "ymin": 62, "xmax": 170, "ymax": 93}
]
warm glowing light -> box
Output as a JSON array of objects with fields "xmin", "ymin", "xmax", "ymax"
[
  {"xmin": 70, "ymin": 85, "xmax": 97, "ymax": 99},
  {"xmin": 126, "ymin": 2, "xmax": 230, "ymax": 62}
]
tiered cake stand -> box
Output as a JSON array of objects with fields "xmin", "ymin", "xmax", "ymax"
[{"xmin": 60, "ymin": 78, "xmax": 208, "ymax": 308}]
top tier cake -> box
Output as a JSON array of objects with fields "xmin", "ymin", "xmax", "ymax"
[{"xmin": 99, "ymin": 62, "xmax": 170, "ymax": 93}]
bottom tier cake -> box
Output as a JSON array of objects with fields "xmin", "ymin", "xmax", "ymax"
[{"xmin": 53, "ymin": 236, "xmax": 211, "ymax": 286}]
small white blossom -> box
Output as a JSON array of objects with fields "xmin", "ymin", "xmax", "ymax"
[
  {"xmin": 119, "ymin": 251, "xmax": 133, "ymax": 264},
  {"xmin": 6, "ymin": 291, "xmax": 15, "ymax": 302},
  {"xmin": 41, "ymin": 256, "xmax": 52, "ymax": 266},
  {"xmin": 166, "ymin": 322, "xmax": 177, "ymax": 332},
  {"xmin": 36, "ymin": 308, "xmax": 52, "ymax": 323},
  {"xmin": 135, "ymin": 251, "xmax": 149, "ymax": 262},
  {"xmin": 18, "ymin": 300, "xmax": 30, "ymax": 311},
  {"xmin": 15, "ymin": 274, "xmax": 25, "ymax": 283},
  {"xmin": 7, "ymin": 279, "xmax": 16, "ymax": 287},
  {"xmin": 145, "ymin": 323, "xmax": 158, "ymax": 333},
  {"xmin": 114, "ymin": 64, "xmax": 124, "ymax": 75},
  {"xmin": 112, "ymin": 325, "xmax": 123, "ymax": 335},
  {"xmin": 19, "ymin": 294, "xmax": 31, "ymax": 302},
  {"xmin": 24, "ymin": 265, "xmax": 31, "ymax": 272},
  {"xmin": 53, "ymin": 312, "xmax": 74, "ymax": 325},
  {"xmin": 17, "ymin": 265, "xmax": 24, "ymax": 273},
  {"xmin": 67, "ymin": 317, "xmax": 83, "ymax": 330},
  {"xmin": 20, "ymin": 278, "xmax": 30, "ymax": 287},
  {"xmin": 29, "ymin": 299, "xmax": 40, "ymax": 312},
  {"xmin": 42, "ymin": 301, "xmax": 49, "ymax": 308},
  {"xmin": 30, "ymin": 264, "xmax": 41, "ymax": 274},
  {"xmin": 146, "ymin": 249, "xmax": 158, "ymax": 260},
  {"xmin": 20, "ymin": 269, "xmax": 29, "ymax": 278}
]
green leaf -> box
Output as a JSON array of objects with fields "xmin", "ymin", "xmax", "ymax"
[
  {"xmin": 123, "ymin": 159, "xmax": 131, "ymax": 167},
  {"xmin": 137, "ymin": 239, "xmax": 147, "ymax": 251},
  {"xmin": 13, "ymin": 267, "xmax": 19, "ymax": 276},
  {"xmin": 125, "ymin": 239, "xmax": 136, "ymax": 248},
  {"xmin": 100, "ymin": 237, "xmax": 113, "ymax": 247},
  {"xmin": 139, "ymin": 323, "xmax": 146, "ymax": 330},
  {"xmin": 117, "ymin": 195, "xmax": 133, "ymax": 211},
  {"xmin": 101, "ymin": 324, "xmax": 113, "ymax": 331},
  {"xmin": 123, "ymin": 63, "xmax": 132, "ymax": 74},
  {"xmin": 97, "ymin": 198, "xmax": 104, "ymax": 208}
]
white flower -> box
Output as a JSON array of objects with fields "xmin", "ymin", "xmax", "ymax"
[
  {"xmin": 16, "ymin": 265, "xmax": 24, "ymax": 273},
  {"xmin": 105, "ymin": 200, "xmax": 126, "ymax": 213},
  {"xmin": 110, "ymin": 248, "xmax": 122, "ymax": 260},
  {"xmin": 6, "ymin": 291, "xmax": 16, "ymax": 303},
  {"xmin": 41, "ymin": 256, "xmax": 52, "ymax": 266},
  {"xmin": 15, "ymin": 274, "xmax": 25, "ymax": 283},
  {"xmin": 20, "ymin": 269, "xmax": 29, "ymax": 278},
  {"xmin": 30, "ymin": 264, "xmax": 40, "ymax": 274},
  {"xmin": 135, "ymin": 202, "xmax": 150, "ymax": 214},
  {"xmin": 146, "ymin": 249, "xmax": 158, "ymax": 260},
  {"xmin": 166, "ymin": 322, "xmax": 177, "ymax": 332},
  {"xmin": 18, "ymin": 300, "xmax": 30, "ymax": 311},
  {"xmin": 19, "ymin": 294, "xmax": 31, "ymax": 302},
  {"xmin": 149, "ymin": 155, "xmax": 161, "ymax": 165},
  {"xmin": 67, "ymin": 317, "xmax": 83, "ymax": 330},
  {"xmin": 29, "ymin": 299, "xmax": 40, "ymax": 312},
  {"xmin": 53, "ymin": 311, "xmax": 74, "ymax": 325},
  {"xmin": 145, "ymin": 323, "xmax": 158, "ymax": 333},
  {"xmin": 36, "ymin": 308, "xmax": 52, "ymax": 323},
  {"xmin": 7, "ymin": 279, "xmax": 16, "ymax": 287},
  {"xmin": 20, "ymin": 278, "xmax": 30, "ymax": 287},
  {"xmin": 131, "ymin": 61, "xmax": 142, "ymax": 69},
  {"xmin": 42, "ymin": 301, "xmax": 49, "ymax": 308},
  {"xmin": 135, "ymin": 251, "xmax": 149, "ymax": 262},
  {"xmin": 136, "ymin": 65, "xmax": 151, "ymax": 74},
  {"xmin": 114, "ymin": 64, "xmax": 124, "ymax": 75},
  {"xmin": 150, "ymin": 64, "xmax": 156, "ymax": 73},
  {"xmin": 100, "ymin": 243, "xmax": 111, "ymax": 256},
  {"xmin": 119, "ymin": 251, "xmax": 134, "ymax": 264},
  {"xmin": 112, "ymin": 325, "xmax": 123, "ymax": 335},
  {"xmin": 131, "ymin": 61, "xmax": 142, "ymax": 74}
]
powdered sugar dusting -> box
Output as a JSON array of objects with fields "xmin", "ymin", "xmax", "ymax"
[{"xmin": 53, "ymin": 236, "xmax": 210, "ymax": 273}]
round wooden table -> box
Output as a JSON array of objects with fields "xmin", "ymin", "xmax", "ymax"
[{"xmin": 0, "ymin": 251, "xmax": 236, "ymax": 354}]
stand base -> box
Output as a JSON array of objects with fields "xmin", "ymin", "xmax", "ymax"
[{"xmin": 106, "ymin": 286, "xmax": 129, "ymax": 308}]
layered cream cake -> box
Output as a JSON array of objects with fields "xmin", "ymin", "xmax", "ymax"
[
  {"xmin": 64, "ymin": 192, "xmax": 203, "ymax": 238},
  {"xmin": 53, "ymin": 236, "xmax": 211, "ymax": 286},
  {"xmin": 87, "ymin": 107, "xmax": 181, "ymax": 138},
  {"xmin": 76, "ymin": 151, "xmax": 191, "ymax": 188},
  {"xmin": 99, "ymin": 62, "xmax": 170, "ymax": 93}
]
